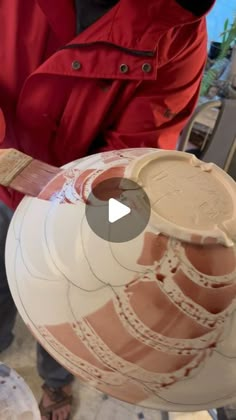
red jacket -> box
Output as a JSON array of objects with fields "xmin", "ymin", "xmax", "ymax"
[{"xmin": 0, "ymin": 0, "xmax": 215, "ymax": 209}]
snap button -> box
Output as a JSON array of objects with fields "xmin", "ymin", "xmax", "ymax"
[
  {"xmin": 142, "ymin": 63, "xmax": 152, "ymax": 73},
  {"xmin": 120, "ymin": 64, "xmax": 129, "ymax": 73},
  {"xmin": 72, "ymin": 60, "xmax": 81, "ymax": 70}
]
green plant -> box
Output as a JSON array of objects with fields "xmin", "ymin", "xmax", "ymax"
[
  {"xmin": 219, "ymin": 16, "xmax": 236, "ymax": 58},
  {"xmin": 200, "ymin": 15, "xmax": 236, "ymax": 96}
]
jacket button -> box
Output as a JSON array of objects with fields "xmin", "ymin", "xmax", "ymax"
[
  {"xmin": 72, "ymin": 60, "xmax": 81, "ymax": 70},
  {"xmin": 142, "ymin": 63, "xmax": 152, "ymax": 73},
  {"xmin": 120, "ymin": 64, "xmax": 129, "ymax": 73}
]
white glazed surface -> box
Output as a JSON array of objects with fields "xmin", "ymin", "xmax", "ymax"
[{"xmin": 5, "ymin": 148, "xmax": 236, "ymax": 411}]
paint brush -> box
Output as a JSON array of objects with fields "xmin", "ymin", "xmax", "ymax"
[{"xmin": 0, "ymin": 148, "xmax": 62, "ymax": 196}]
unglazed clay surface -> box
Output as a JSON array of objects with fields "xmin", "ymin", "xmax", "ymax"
[
  {"xmin": 5, "ymin": 148, "xmax": 236, "ymax": 411},
  {"xmin": 0, "ymin": 362, "xmax": 40, "ymax": 420}
]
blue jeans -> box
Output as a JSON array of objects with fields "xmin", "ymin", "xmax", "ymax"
[{"xmin": 0, "ymin": 201, "xmax": 73, "ymax": 388}]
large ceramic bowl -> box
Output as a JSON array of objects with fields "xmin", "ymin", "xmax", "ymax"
[{"xmin": 5, "ymin": 148, "xmax": 236, "ymax": 412}]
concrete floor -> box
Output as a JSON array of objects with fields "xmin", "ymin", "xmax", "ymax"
[{"xmin": 0, "ymin": 316, "xmax": 213, "ymax": 420}]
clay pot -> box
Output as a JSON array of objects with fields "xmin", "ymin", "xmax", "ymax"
[
  {"xmin": 5, "ymin": 148, "xmax": 236, "ymax": 411},
  {"xmin": 208, "ymin": 42, "xmax": 222, "ymax": 60}
]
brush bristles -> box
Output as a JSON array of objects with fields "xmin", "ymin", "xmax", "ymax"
[
  {"xmin": 0, "ymin": 149, "xmax": 33, "ymax": 186},
  {"xmin": 10, "ymin": 160, "xmax": 61, "ymax": 196},
  {"xmin": 0, "ymin": 148, "xmax": 61, "ymax": 196}
]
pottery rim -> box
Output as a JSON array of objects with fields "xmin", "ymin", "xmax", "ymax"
[{"xmin": 124, "ymin": 150, "xmax": 236, "ymax": 247}]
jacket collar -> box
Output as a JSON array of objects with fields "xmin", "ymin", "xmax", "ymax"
[
  {"xmin": 38, "ymin": 0, "xmax": 216, "ymax": 51},
  {"xmin": 70, "ymin": 0, "xmax": 216, "ymax": 51}
]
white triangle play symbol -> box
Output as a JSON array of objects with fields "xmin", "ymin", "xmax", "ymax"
[{"xmin": 108, "ymin": 198, "xmax": 131, "ymax": 223}]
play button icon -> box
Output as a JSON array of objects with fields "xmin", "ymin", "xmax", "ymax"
[
  {"xmin": 108, "ymin": 198, "xmax": 131, "ymax": 223},
  {"xmin": 85, "ymin": 177, "xmax": 151, "ymax": 243}
]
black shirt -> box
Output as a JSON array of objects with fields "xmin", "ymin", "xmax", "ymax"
[{"xmin": 74, "ymin": 0, "xmax": 119, "ymax": 35}]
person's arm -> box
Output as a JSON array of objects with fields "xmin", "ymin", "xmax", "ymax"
[{"xmin": 101, "ymin": 20, "xmax": 207, "ymax": 151}]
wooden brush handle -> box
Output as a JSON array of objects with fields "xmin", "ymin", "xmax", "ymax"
[{"xmin": 0, "ymin": 148, "xmax": 33, "ymax": 186}]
